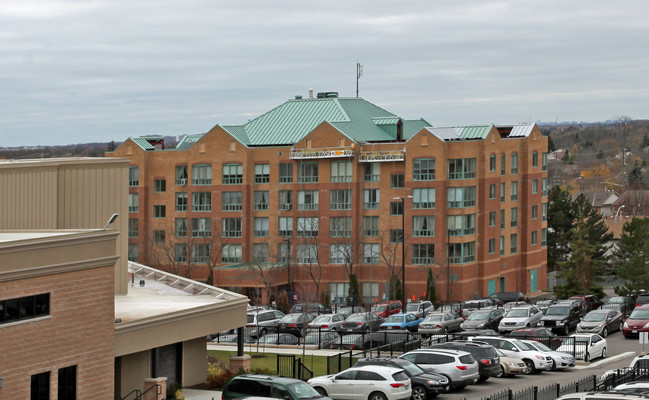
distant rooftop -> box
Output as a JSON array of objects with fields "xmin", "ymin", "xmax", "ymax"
[{"xmin": 0, "ymin": 230, "xmax": 95, "ymax": 243}]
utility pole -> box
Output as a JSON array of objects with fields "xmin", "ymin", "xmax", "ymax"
[{"xmin": 356, "ymin": 62, "xmax": 363, "ymax": 98}]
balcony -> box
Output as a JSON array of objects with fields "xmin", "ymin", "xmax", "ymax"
[
  {"xmin": 358, "ymin": 150, "xmax": 405, "ymax": 162},
  {"xmin": 290, "ymin": 146, "xmax": 354, "ymax": 160}
]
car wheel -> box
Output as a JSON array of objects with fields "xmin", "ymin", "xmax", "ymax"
[
  {"xmin": 601, "ymin": 327, "xmax": 608, "ymax": 338},
  {"xmin": 315, "ymin": 387, "xmax": 328, "ymax": 397},
  {"xmin": 523, "ymin": 359, "xmax": 536, "ymax": 375},
  {"xmin": 368, "ymin": 391, "xmax": 387, "ymax": 400},
  {"xmin": 412, "ymin": 385, "xmax": 427, "ymax": 400},
  {"xmin": 601, "ymin": 347, "xmax": 607, "ymax": 359},
  {"xmin": 563, "ymin": 325, "xmax": 569, "ymax": 336},
  {"xmin": 496, "ymin": 365, "xmax": 505, "ymax": 378}
]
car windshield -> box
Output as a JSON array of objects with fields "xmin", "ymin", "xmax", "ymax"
[
  {"xmin": 546, "ymin": 306, "xmax": 569, "ymax": 316},
  {"xmin": 630, "ymin": 309, "xmax": 649, "ymax": 319},
  {"xmin": 281, "ymin": 314, "xmax": 303, "ymax": 323},
  {"xmin": 371, "ymin": 305, "xmax": 387, "ymax": 312},
  {"xmin": 406, "ymin": 304, "xmax": 419, "ymax": 312},
  {"xmin": 312, "ymin": 315, "xmax": 330, "ymax": 324},
  {"xmin": 346, "ymin": 314, "xmax": 365, "ymax": 322},
  {"xmin": 467, "ymin": 311, "xmax": 490, "ymax": 321},
  {"xmin": 583, "ymin": 312, "xmax": 607, "ymax": 322},
  {"xmin": 512, "ymin": 339, "xmax": 532, "ymax": 350},
  {"xmin": 505, "ymin": 309, "xmax": 529, "ymax": 318},
  {"xmin": 400, "ymin": 362, "xmax": 424, "ymax": 376},
  {"xmin": 424, "ymin": 314, "xmax": 443, "ymax": 322},
  {"xmin": 385, "ymin": 315, "xmax": 404, "ymax": 323},
  {"xmin": 537, "ymin": 300, "xmax": 553, "ymax": 306},
  {"xmin": 530, "ymin": 341, "xmax": 552, "ymax": 352},
  {"xmin": 289, "ymin": 382, "xmax": 323, "ymax": 399}
]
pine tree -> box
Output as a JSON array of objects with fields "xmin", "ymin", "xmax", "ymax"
[
  {"xmin": 348, "ymin": 274, "xmax": 360, "ymax": 305},
  {"xmin": 613, "ymin": 218, "xmax": 649, "ymax": 294},
  {"xmin": 548, "ymin": 186, "xmax": 575, "ymax": 271},
  {"xmin": 425, "ymin": 269, "xmax": 436, "ymax": 303}
]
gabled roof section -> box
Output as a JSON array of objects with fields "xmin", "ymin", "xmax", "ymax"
[
  {"xmin": 175, "ymin": 134, "xmax": 205, "ymax": 150},
  {"xmin": 496, "ymin": 123, "xmax": 535, "ymax": 138},
  {"xmin": 220, "ymin": 125, "xmax": 251, "ymax": 146},
  {"xmin": 403, "ymin": 119, "xmax": 432, "ymax": 140},
  {"xmin": 424, "ymin": 125, "xmax": 493, "ymax": 141},
  {"xmin": 130, "ymin": 137, "xmax": 158, "ymax": 151}
]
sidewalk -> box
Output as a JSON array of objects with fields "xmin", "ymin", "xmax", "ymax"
[{"xmin": 182, "ymin": 388, "xmax": 221, "ymax": 400}]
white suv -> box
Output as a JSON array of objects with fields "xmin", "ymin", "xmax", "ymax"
[
  {"xmin": 469, "ymin": 336, "xmax": 552, "ymax": 374},
  {"xmin": 399, "ymin": 348, "xmax": 480, "ymax": 389},
  {"xmin": 308, "ymin": 364, "xmax": 412, "ymax": 400},
  {"xmin": 498, "ymin": 305, "xmax": 543, "ymax": 333}
]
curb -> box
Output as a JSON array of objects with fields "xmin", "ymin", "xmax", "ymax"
[{"xmin": 573, "ymin": 351, "xmax": 636, "ymax": 369}]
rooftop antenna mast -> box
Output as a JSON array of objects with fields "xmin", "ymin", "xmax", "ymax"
[{"xmin": 356, "ymin": 61, "xmax": 363, "ymax": 98}]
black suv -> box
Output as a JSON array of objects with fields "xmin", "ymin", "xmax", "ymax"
[
  {"xmin": 427, "ymin": 340, "xmax": 500, "ymax": 382},
  {"xmin": 354, "ymin": 357, "xmax": 450, "ymax": 400},
  {"xmin": 540, "ymin": 301, "xmax": 581, "ymax": 335}
]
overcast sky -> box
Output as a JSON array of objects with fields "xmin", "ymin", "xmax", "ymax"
[{"xmin": 1, "ymin": 1, "xmax": 648, "ymax": 147}]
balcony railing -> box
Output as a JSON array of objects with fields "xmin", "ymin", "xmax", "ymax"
[
  {"xmin": 358, "ymin": 150, "xmax": 405, "ymax": 162},
  {"xmin": 290, "ymin": 146, "xmax": 354, "ymax": 160}
]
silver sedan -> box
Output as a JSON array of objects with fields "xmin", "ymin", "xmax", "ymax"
[
  {"xmin": 418, "ymin": 312, "xmax": 463, "ymax": 335},
  {"xmin": 576, "ymin": 309, "xmax": 623, "ymax": 337}
]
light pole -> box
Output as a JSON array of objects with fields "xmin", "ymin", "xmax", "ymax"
[
  {"xmin": 615, "ymin": 205, "xmax": 626, "ymax": 223},
  {"xmin": 283, "ymin": 238, "xmax": 292, "ymax": 295},
  {"xmin": 393, "ymin": 195, "xmax": 412, "ymax": 306}
]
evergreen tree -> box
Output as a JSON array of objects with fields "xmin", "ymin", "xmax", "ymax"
[
  {"xmin": 389, "ymin": 274, "xmax": 402, "ymax": 302},
  {"xmin": 613, "ymin": 218, "xmax": 649, "ymax": 294},
  {"xmin": 548, "ymin": 186, "xmax": 575, "ymax": 271},
  {"xmin": 348, "ymin": 273, "xmax": 360, "ymax": 305},
  {"xmin": 425, "ymin": 269, "xmax": 436, "ymax": 303},
  {"xmin": 628, "ymin": 161, "xmax": 644, "ymax": 189},
  {"xmin": 571, "ymin": 194, "xmax": 614, "ymax": 262}
]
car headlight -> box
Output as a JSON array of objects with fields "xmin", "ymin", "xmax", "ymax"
[
  {"xmin": 426, "ymin": 380, "xmax": 440, "ymax": 385},
  {"xmin": 506, "ymin": 361, "xmax": 516, "ymax": 367},
  {"xmin": 643, "ymin": 322, "xmax": 649, "ymax": 329},
  {"xmin": 577, "ymin": 324, "xmax": 582, "ymax": 330},
  {"xmin": 535, "ymin": 355, "xmax": 543, "ymax": 359},
  {"xmin": 624, "ymin": 322, "xmax": 629, "ymax": 328},
  {"xmin": 477, "ymin": 323, "xmax": 486, "ymax": 328}
]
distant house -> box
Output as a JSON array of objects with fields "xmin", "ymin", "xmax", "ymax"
[
  {"xmin": 613, "ymin": 190, "xmax": 649, "ymax": 216},
  {"xmin": 571, "ymin": 191, "xmax": 619, "ymax": 216}
]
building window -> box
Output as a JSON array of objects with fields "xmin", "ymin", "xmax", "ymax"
[
  {"xmin": 222, "ymin": 244, "xmax": 242, "ymax": 263},
  {"xmin": 500, "ymin": 154, "xmax": 505, "ymax": 176},
  {"xmin": 500, "ymin": 182, "xmax": 505, "ymax": 203},
  {"xmin": 298, "ymin": 161, "xmax": 318, "ymax": 183},
  {"xmin": 448, "ymin": 158, "xmax": 476, "ymax": 179},
  {"xmin": 279, "ymin": 217, "xmax": 293, "ymax": 237},
  {"xmin": 363, "ymin": 216, "xmax": 379, "ymax": 236},
  {"xmin": 330, "ymin": 282, "xmax": 350, "ymax": 304},
  {"xmin": 511, "ymin": 233, "xmax": 518, "ymax": 254},
  {"xmin": 330, "ymin": 189, "xmax": 352, "ymax": 210},
  {"xmin": 500, "ymin": 209, "xmax": 505, "ymax": 229},
  {"xmin": 153, "ymin": 230, "xmax": 165, "ymax": 243},
  {"xmin": 154, "ymin": 179, "xmax": 166, "ymax": 192},
  {"xmin": 390, "ymin": 229, "xmax": 403, "ymax": 243},
  {"xmin": 192, "ymin": 164, "xmax": 212, "ymax": 185},
  {"xmin": 222, "ymin": 163, "xmax": 242, "ymax": 185},
  {"xmin": 128, "ymin": 218, "xmax": 138, "ymax": 238},
  {"xmin": 297, "ymin": 217, "xmax": 319, "ymax": 237},
  {"xmin": 222, "ymin": 218, "xmax": 242, "ymax": 238},
  {"xmin": 279, "ymin": 163, "xmax": 293, "ymax": 183},
  {"xmin": 542, "ymin": 152, "xmax": 548, "ymax": 171},
  {"xmin": 391, "ymin": 174, "xmax": 405, "ymax": 188},
  {"xmin": 489, "ymin": 184, "xmax": 496, "ymax": 199},
  {"xmin": 129, "ymin": 193, "xmax": 139, "ymax": 213},
  {"xmin": 297, "ymin": 244, "xmax": 318, "ymax": 264},
  {"xmin": 175, "ymin": 218, "xmax": 187, "ymax": 237},
  {"xmin": 362, "ymin": 282, "xmax": 379, "ymax": 304},
  {"xmin": 542, "ymin": 228, "xmax": 548, "ymax": 246},
  {"xmin": 329, "ymin": 244, "xmax": 351, "ymax": 264},
  {"xmin": 542, "ymin": 178, "xmax": 548, "ymax": 196},
  {"xmin": 364, "ymin": 163, "xmax": 380, "ymax": 182},
  {"xmin": 364, "ymin": 189, "xmax": 380, "ymax": 209},
  {"xmin": 532, "ymin": 231, "xmax": 538, "ymax": 246},
  {"xmin": 511, "ymin": 153, "xmax": 518, "ymax": 174},
  {"xmin": 31, "ymin": 371, "xmax": 50, "ymax": 400},
  {"xmin": 192, "ymin": 192, "xmax": 212, "ymax": 212},
  {"xmin": 254, "ymin": 191, "xmax": 269, "ymax": 211},
  {"xmin": 58, "ymin": 365, "xmax": 77, "ymax": 400},
  {"xmin": 412, "ymin": 188, "xmax": 435, "ymax": 209},
  {"xmin": 489, "ymin": 211, "xmax": 496, "ymax": 227},
  {"xmin": 154, "ymin": 205, "xmax": 165, "ymax": 218},
  {"xmin": 192, "ymin": 218, "xmax": 212, "ymax": 237},
  {"xmin": 489, "ymin": 155, "xmax": 496, "ymax": 171},
  {"xmin": 254, "ymin": 164, "xmax": 270, "ymax": 183},
  {"xmin": 277, "ymin": 190, "xmax": 292, "ymax": 211},
  {"xmin": 412, "ymin": 243, "xmax": 435, "ymax": 264},
  {"xmin": 532, "ymin": 180, "xmax": 538, "ymax": 194},
  {"xmin": 448, "ymin": 241, "xmax": 475, "ymax": 264},
  {"xmin": 447, "ymin": 186, "xmax": 476, "ymax": 208},
  {"xmin": 413, "ymin": 158, "xmax": 435, "ymax": 181},
  {"xmin": 253, "ymin": 243, "xmax": 269, "ymax": 263},
  {"xmin": 277, "ymin": 242, "xmax": 291, "ymax": 264},
  {"xmin": 297, "ymin": 190, "xmax": 319, "ymax": 210},
  {"xmin": 0, "ymin": 293, "xmax": 49, "ymax": 325},
  {"xmin": 448, "ymin": 214, "xmax": 476, "ymax": 236},
  {"xmin": 330, "ymin": 217, "xmax": 352, "ymax": 238},
  {"xmin": 511, "ymin": 207, "xmax": 518, "ymax": 227},
  {"xmin": 129, "ymin": 166, "xmax": 139, "ymax": 186},
  {"xmin": 412, "ymin": 215, "xmax": 435, "ymax": 237},
  {"xmin": 489, "ymin": 239, "xmax": 496, "ymax": 254},
  {"xmin": 363, "ymin": 243, "xmax": 379, "ymax": 264},
  {"xmin": 511, "ymin": 181, "xmax": 518, "ymax": 201},
  {"xmin": 542, "ymin": 203, "xmax": 548, "ymax": 221},
  {"xmin": 175, "ymin": 165, "xmax": 188, "ymax": 185},
  {"xmin": 331, "ymin": 161, "xmax": 352, "ymax": 182},
  {"xmin": 532, "ymin": 205, "xmax": 538, "ymax": 219},
  {"xmin": 175, "ymin": 244, "xmax": 188, "ymax": 262},
  {"xmin": 175, "ymin": 192, "xmax": 188, "ymax": 211},
  {"xmin": 222, "ymin": 191, "xmax": 242, "ymax": 211},
  {"xmin": 500, "ymin": 236, "xmax": 505, "ymax": 256},
  {"xmin": 192, "ymin": 244, "xmax": 211, "ymax": 264},
  {"xmin": 128, "ymin": 244, "xmax": 138, "ymax": 261},
  {"xmin": 532, "ymin": 151, "xmax": 539, "ymax": 167},
  {"xmin": 390, "ymin": 201, "xmax": 403, "ymax": 216},
  {"xmin": 254, "ymin": 217, "xmax": 269, "ymax": 237}
]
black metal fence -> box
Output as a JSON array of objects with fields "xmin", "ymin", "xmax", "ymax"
[{"xmin": 276, "ymin": 354, "xmax": 313, "ymax": 381}]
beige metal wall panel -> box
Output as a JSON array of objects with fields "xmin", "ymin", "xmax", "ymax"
[{"xmin": 0, "ymin": 167, "xmax": 58, "ymax": 229}]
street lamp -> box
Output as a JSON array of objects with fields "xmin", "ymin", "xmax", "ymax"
[
  {"xmin": 615, "ymin": 205, "xmax": 626, "ymax": 223},
  {"xmin": 393, "ymin": 195, "xmax": 412, "ymax": 306}
]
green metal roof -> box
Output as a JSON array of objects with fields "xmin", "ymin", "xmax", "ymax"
[
  {"xmin": 403, "ymin": 118, "xmax": 432, "ymax": 140},
  {"xmin": 424, "ymin": 125, "xmax": 493, "ymax": 141},
  {"xmin": 130, "ymin": 137, "xmax": 157, "ymax": 150},
  {"xmin": 175, "ymin": 134, "xmax": 205, "ymax": 150}
]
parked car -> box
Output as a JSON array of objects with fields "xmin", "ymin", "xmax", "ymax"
[
  {"xmin": 307, "ymin": 314, "xmax": 345, "ymax": 332},
  {"xmin": 623, "ymin": 304, "xmax": 649, "ymax": 338},
  {"xmin": 399, "ymin": 348, "xmax": 480, "ymax": 389},
  {"xmin": 437, "ymin": 303, "xmax": 462, "ymax": 318},
  {"xmin": 308, "ymin": 365, "xmax": 412, "ymax": 400},
  {"xmin": 520, "ymin": 340, "xmax": 575, "ymax": 370},
  {"xmin": 469, "ymin": 336, "xmax": 553, "ymax": 374},
  {"xmin": 535, "ymin": 299, "xmax": 555, "ymax": 314},
  {"xmin": 404, "ymin": 301, "xmax": 434, "ymax": 319},
  {"xmin": 341, "ymin": 312, "xmax": 384, "ymax": 333},
  {"xmin": 540, "ymin": 300, "xmax": 582, "ymax": 335},
  {"xmin": 275, "ymin": 313, "xmax": 316, "ymax": 336},
  {"xmin": 509, "ymin": 327, "xmax": 563, "ymax": 349},
  {"xmin": 460, "ymin": 299, "xmax": 494, "ymax": 319},
  {"xmin": 337, "ymin": 306, "xmax": 365, "ymax": 319},
  {"xmin": 211, "ymin": 333, "xmax": 256, "ymax": 344},
  {"xmin": 490, "ymin": 291, "xmax": 528, "ymax": 304},
  {"xmin": 635, "ymin": 292, "xmax": 649, "ymax": 307},
  {"xmin": 301, "ymin": 331, "xmax": 341, "ymax": 349},
  {"xmin": 246, "ymin": 308, "xmax": 285, "ymax": 337},
  {"xmin": 556, "ymin": 333, "xmax": 607, "ymax": 362},
  {"xmin": 371, "ymin": 301, "xmax": 403, "ymax": 318},
  {"xmin": 223, "ymin": 374, "xmax": 331, "ymax": 400},
  {"xmin": 601, "ymin": 296, "xmax": 635, "ymax": 316},
  {"xmin": 577, "ymin": 309, "xmax": 623, "ymax": 337},
  {"xmin": 290, "ymin": 303, "xmax": 331, "ymax": 315},
  {"xmin": 498, "ymin": 305, "xmax": 543, "ymax": 333},
  {"xmin": 460, "ymin": 308, "xmax": 504, "ymax": 331},
  {"xmin": 353, "ymin": 357, "xmax": 451, "ymax": 400},
  {"xmin": 568, "ymin": 295, "xmax": 603, "ymax": 315},
  {"xmin": 258, "ymin": 333, "xmax": 300, "ymax": 345},
  {"xmin": 418, "ymin": 312, "xmax": 463, "ymax": 335},
  {"xmin": 494, "ymin": 348, "xmax": 527, "ymax": 377},
  {"xmin": 599, "ymin": 354, "xmax": 649, "ymax": 384},
  {"xmin": 428, "ymin": 340, "xmax": 500, "ymax": 383},
  {"xmin": 380, "ymin": 313, "xmax": 423, "ymax": 332},
  {"xmin": 327, "ymin": 333, "xmax": 383, "ymax": 350},
  {"xmin": 453, "ymin": 329, "xmax": 499, "ymax": 340}
]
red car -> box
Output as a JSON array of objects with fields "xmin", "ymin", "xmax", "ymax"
[
  {"xmin": 509, "ymin": 327, "xmax": 563, "ymax": 349},
  {"xmin": 370, "ymin": 300, "xmax": 402, "ymax": 318},
  {"xmin": 623, "ymin": 304, "xmax": 649, "ymax": 338}
]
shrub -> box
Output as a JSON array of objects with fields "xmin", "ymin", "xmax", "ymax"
[{"xmin": 206, "ymin": 363, "xmax": 278, "ymax": 390}]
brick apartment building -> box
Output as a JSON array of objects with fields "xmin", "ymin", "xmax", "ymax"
[{"xmin": 108, "ymin": 93, "xmax": 548, "ymax": 304}]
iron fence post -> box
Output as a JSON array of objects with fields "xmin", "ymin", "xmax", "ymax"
[
  {"xmin": 533, "ymin": 386, "xmax": 538, "ymax": 400},
  {"xmin": 556, "ymin": 383, "xmax": 560, "ymax": 398}
]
